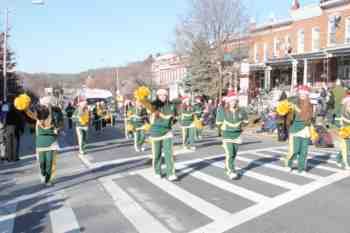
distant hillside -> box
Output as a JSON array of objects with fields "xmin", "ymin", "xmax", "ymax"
[{"xmin": 17, "ymin": 55, "xmax": 155, "ymax": 97}]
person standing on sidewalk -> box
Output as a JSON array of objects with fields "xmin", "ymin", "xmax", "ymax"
[
  {"xmin": 0, "ymin": 102, "xmax": 7, "ymax": 162},
  {"xmin": 135, "ymin": 87, "xmax": 180, "ymax": 181},
  {"xmin": 216, "ymin": 91, "xmax": 248, "ymax": 179},
  {"xmin": 73, "ymin": 100, "xmax": 90, "ymax": 155},
  {"xmin": 65, "ymin": 102, "xmax": 75, "ymax": 129},
  {"xmin": 6, "ymin": 105, "xmax": 24, "ymax": 162}
]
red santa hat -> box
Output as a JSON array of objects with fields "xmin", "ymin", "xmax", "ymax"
[
  {"xmin": 343, "ymin": 93, "xmax": 350, "ymax": 105},
  {"xmin": 181, "ymin": 96, "xmax": 190, "ymax": 103},
  {"xmin": 297, "ymin": 85, "xmax": 310, "ymax": 96},
  {"xmin": 225, "ymin": 91, "xmax": 238, "ymax": 102}
]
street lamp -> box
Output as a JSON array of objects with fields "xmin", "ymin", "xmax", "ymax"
[{"xmin": 2, "ymin": 0, "xmax": 44, "ymax": 102}]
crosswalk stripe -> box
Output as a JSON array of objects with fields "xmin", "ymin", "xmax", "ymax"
[
  {"xmin": 137, "ymin": 169, "xmax": 231, "ymax": 220},
  {"xmin": 100, "ymin": 179, "xmax": 171, "ymax": 233},
  {"xmin": 0, "ymin": 203, "xmax": 16, "ymax": 233},
  {"xmin": 210, "ymin": 161, "xmax": 300, "ymax": 190},
  {"xmin": 188, "ymin": 171, "xmax": 350, "ymax": 233},
  {"xmin": 49, "ymin": 191, "xmax": 81, "ymax": 233},
  {"xmin": 238, "ymin": 153, "xmax": 322, "ymax": 180},
  {"xmin": 256, "ymin": 151, "xmax": 341, "ymax": 173},
  {"xmin": 270, "ymin": 149, "xmax": 338, "ymax": 165},
  {"xmin": 178, "ymin": 166, "xmax": 271, "ymax": 203}
]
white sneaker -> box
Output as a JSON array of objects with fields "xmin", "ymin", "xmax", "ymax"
[
  {"xmin": 141, "ymin": 147, "xmax": 146, "ymax": 152},
  {"xmin": 155, "ymin": 174, "xmax": 162, "ymax": 179},
  {"xmin": 227, "ymin": 171, "xmax": 239, "ymax": 179},
  {"xmin": 189, "ymin": 146, "xmax": 196, "ymax": 151},
  {"xmin": 167, "ymin": 175, "xmax": 178, "ymax": 181},
  {"xmin": 336, "ymin": 161, "xmax": 343, "ymax": 168},
  {"xmin": 39, "ymin": 175, "xmax": 45, "ymax": 184}
]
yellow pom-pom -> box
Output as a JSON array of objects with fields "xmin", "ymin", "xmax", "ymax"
[
  {"xmin": 127, "ymin": 124, "xmax": 134, "ymax": 132},
  {"xmin": 276, "ymin": 100, "xmax": 291, "ymax": 116},
  {"xmin": 310, "ymin": 126, "xmax": 319, "ymax": 142},
  {"xmin": 127, "ymin": 111, "xmax": 134, "ymax": 117},
  {"xmin": 144, "ymin": 123, "xmax": 151, "ymax": 132},
  {"xmin": 194, "ymin": 119, "xmax": 203, "ymax": 129},
  {"xmin": 14, "ymin": 94, "xmax": 31, "ymax": 111},
  {"xmin": 79, "ymin": 112, "xmax": 90, "ymax": 126},
  {"xmin": 134, "ymin": 86, "xmax": 150, "ymax": 100},
  {"xmin": 339, "ymin": 127, "xmax": 350, "ymax": 139}
]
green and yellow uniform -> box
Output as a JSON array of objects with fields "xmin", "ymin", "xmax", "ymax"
[
  {"xmin": 216, "ymin": 106, "xmax": 224, "ymax": 137},
  {"xmin": 286, "ymin": 99, "xmax": 312, "ymax": 173},
  {"xmin": 130, "ymin": 106, "xmax": 148, "ymax": 152},
  {"xmin": 141, "ymin": 99, "xmax": 178, "ymax": 178},
  {"xmin": 126, "ymin": 106, "xmax": 135, "ymax": 139},
  {"xmin": 73, "ymin": 107, "xmax": 89, "ymax": 154},
  {"xmin": 33, "ymin": 107, "xmax": 63, "ymax": 185},
  {"xmin": 216, "ymin": 106, "xmax": 248, "ymax": 176},
  {"xmin": 336, "ymin": 104, "xmax": 350, "ymax": 169},
  {"xmin": 193, "ymin": 102, "xmax": 204, "ymax": 139},
  {"xmin": 179, "ymin": 105, "xmax": 196, "ymax": 149}
]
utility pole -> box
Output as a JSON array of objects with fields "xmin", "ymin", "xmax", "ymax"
[
  {"xmin": 116, "ymin": 67, "xmax": 120, "ymax": 96},
  {"xmin": 3, "ymin": 8, "xmax": 8, "ymax": 102}
]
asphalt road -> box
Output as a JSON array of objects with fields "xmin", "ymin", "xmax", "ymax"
[{"xmin": 0, "ymin": 123, "xmax": 349, "ymax": 233}]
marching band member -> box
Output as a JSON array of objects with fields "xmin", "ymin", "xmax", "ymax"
[
  {"xmin": 135, "ymin": 87, "xmax": 179, "ymax": 181},
  {"xmin": 336, "ymin": 93, "xmax": 350, "ymax": 170},
  {"xmin": 193, "ymin": 96, "xmax": 204, "ymax": 140},
  {"xmin": 216, "ymin": 91, "xmax": 248, "ymax": 179},
  {"xmin": 130, "ymin": 100, "xmax": 149, "ymax": 152},
  {"xmin": 73, "ymin": 100, "xmax": 90, "ymax": 155},
  {"xmin": 284, "ymin": 85, "xmax": 314, "ymax": 173},
  {"xmin": 179, "ymin": 96, "xmax": 196, "ymax": 151},
  {"xmin": 125, "ymin": 100, "xmax": 135, "ymax": 139},
  {"xmin": 14, "ymin": 94, "xmax": 63, "ymax": 186}
]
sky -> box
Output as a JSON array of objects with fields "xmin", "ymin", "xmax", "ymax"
[{"xmin": 1, "ymin": 0, "xmax": 316, "ymax": 74}]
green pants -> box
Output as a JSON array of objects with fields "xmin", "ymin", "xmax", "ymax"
[
  {"xmin": 151, "ymin": 138, "xmax": 175, "ymax": 177},
  {"xmin": 134, "ymin": 130, "xmax": 145, "ymax": 150},
  {"xmin": 38, "ymin": 150, "xmax": 57, "ymax": 183},
  {"xmin": 288, "ymin": 136, "xmax": 309, "ymax": 172},
  {"xmin": 217, "ymin": 124, "xmax": 222, "ymax": 137},
  {"xmin": 336, "ymin": 138, "xmax": 350, "ymax": 167},
  {"xmin": 223, "ymin": 142, "xmax": 239, "ymax": 173},
  {"xmin": 182, "ymin": 127, "xmax": 195, "ymax": 147},
  {"xmin": 76, "ymin": 127, "xmax": 88, "ymax": 154},
  {"xmin": 196, "ymin": 127, "xmax": 203, "ymax": 140}
]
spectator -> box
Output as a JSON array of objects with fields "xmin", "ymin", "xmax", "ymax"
[
  {"xmin": 0, "ymin": 103, "xmax": 7, "ymax": 162},
  {"xmin": 6, "ymin": 105, "xmax": 24, "ymax": 162},
  {"xmin": 65, "ymin": 102, "xmax": 75, "ymax": 129}
]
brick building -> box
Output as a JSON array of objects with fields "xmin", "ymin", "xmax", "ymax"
[
  {"xmin": 248, "ymin": 0, "xmax": 350, "ymax": 96},
  {"xmin": 151, "ymin": 53, "xmax": 187, "ymax": 99}
]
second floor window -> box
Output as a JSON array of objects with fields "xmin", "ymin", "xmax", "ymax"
[
  {"xmin": 298, "ymin": 29, "xmax": 304, "ymax": 53},
  {"xmin": 264, "ymin": 43, "xmax": 268, "ymax": 62},
  {"xmin": 312, "ymin": 27, "xmax": 320, "ymax": 51},
  {"xmin": 346, "ymin": 17, "xmax": 350, "ymax": 44},
  {"xmin": 328, "ymin": 16, "xmax": 337, "ymax": 45}
]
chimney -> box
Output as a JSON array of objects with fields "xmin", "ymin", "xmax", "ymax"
[
  {"xmin": 291, "ymin": 0, "xmax": 300, "ymax": 10},
  {"xmin": 249, "ymin": 17, "xmax": 256, "ymax": 31}
]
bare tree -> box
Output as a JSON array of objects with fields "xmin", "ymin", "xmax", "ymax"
[{"xmin": 175, "ymin": 0, "xmax": 249, "ymax": 99}]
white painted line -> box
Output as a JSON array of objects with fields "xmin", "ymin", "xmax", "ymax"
[
  {"xmin": 270, "ymin": 149, "xmax": 338, "ymax": 165},
  {"xmin": 177, "ymin": 166, "xmax": 271, "ymax": 203},
  {"xmin": 210, "ymin": 161, "xmax": 300, "ymax": 190},
  {"xmin": 254, "ymin": 151, "xmax": 342, "ymax": 173},
  {"xmin": 49, "ymin": 191, "xmax": 80, "ymax": 233},
  {"xmin": 189, "ymin": 171, "xmax": 350, "ymax": 233},
  {"xmin": 137, "ymin": 169, "xmax": 231, "ymax": 220},
  {"xmin": 100, "ymin": 179, "xmax": 171, "ymax": 233},
  {"xmin": 77, "ymin": 153, "xmax": 95, "ymax": 169},
  {"xmin": 0, "ymin": 203, "xmax": 17, "ymax": 233},
  {"xmin": 240, "ymin": 153, "xmax": 321, "ymax": 180}
]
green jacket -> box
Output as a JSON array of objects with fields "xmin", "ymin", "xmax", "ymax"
[
  {"xmin": 179, "ymin": 106, "xmax": 195, "ymax": 127},
  {"xmin": 149, "ymin": 100, "xmax": 178, "ymax": 137},
  {"xmin": 130, "ymin": 107, "xmax": 148, "ymax": 129},
  {"xmin": 65, "ymin": 105, "xmax": 75, "ymax": 118},
  {"xmin": 288, "ymin": 98, "xmax": 311, "ymax": 134},
  {"xmin": 193, "ymin": 103, "xmax": 204, "ymax": 119},
  {"xmin": 36, "ymin": 107, "xmax": 63, "ymax": 149},
  {"xmin": 216, "ymin": 106, "xmax": 248, "ymax": 140}
]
